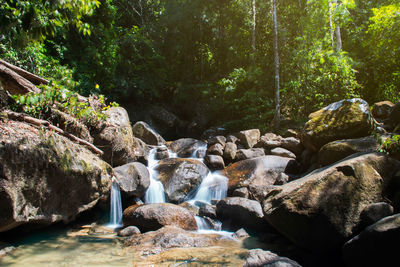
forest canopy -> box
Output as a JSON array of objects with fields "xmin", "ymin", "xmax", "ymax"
[{"xmin": 1, "ymin": 0, "xmax": 399, "ymax": 132}]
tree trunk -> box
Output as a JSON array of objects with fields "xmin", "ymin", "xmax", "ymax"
[
  {"xmin": 272, "ymin": 0, "xmax": 280, "ymax": 130},
  {"xmin": 251, "ymin": 0, "xmax": 256, "ymax": 53},
  {"xmin": 0, "ymin": 64, "xmax": 41, "ymax": 95},
  {"xmin": 332, "ymin": 0, "xmax": 342, "ymax": 52},
  {"xmin": 328, "ymin": 1, "xmax": 335, "ymax": 49},
  {"xmin": 0, "ymin": 59, "xmax": 49, "ymax": 85}
]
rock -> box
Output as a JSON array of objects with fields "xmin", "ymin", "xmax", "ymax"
[
  {"xmin": 223, "ymin": 142, "xmax": 237, "ymax": 163},
  {"xmin": 207, "ymin": 143, "xmax": 224, "ymax": 156},
  {"xmin": 227, "ymin": 135, "xmax": 239, "ymax": 144},
  {"xmin": 234, "ymin": 228, "xmax": 250, "ymax": 239},
  {"xmin": 263, "ymin": 152, "xmax": 400, "ymax": 252},
  {"xmin": 132, "ymin": 137, "xmax": 148, "ymax": 161},
  {"xmin": 178, "ymin": 202, "xmax": 199, "ymax": 216},
  {"xmin": 239, "ymin": 129, "xmax": 261, "ymax": 149},
  {"xmin": 235, "ymin": 148, "xmax": 265, "ymax": 161},
  {"xmin": 118, "ymin": 226, "xmax": 141, "ymax": 237},
  {"xmin": 216, "ymin": 197, "xmax": 268, "ymax": 231},
  {"xmin": 205, "ymin": 155, "xmax": 225, "ymax": 170},
  {"xmin": 0, "ymin": 242, "xmax": 14, "ymax": 257},
  {"xmin": 318, "ymin": 136, "xmax": 379, "ymax": 166},
  {"xmin": 283, "ymin": 129, "xmax": 299, "ymax": 138},
  {"xmin": 270, "ymin": 148, "xmax": 296, "ymax": 159},
  {"xmin": 167, "ymin": 138, "xmax": 207, "ymax": 158},
  {"xmin": 47, "ymin": 108, "xmax": 93, "ymax": 143},
  {"xmin": 93, "ymin": 107, "xmax": 137, "ymax": 167},
  {"xmin": 372, "ymin": 101, "xmax": 394, "ymax": 120},
  {"xmin": 155, "ymin": 146, "xmax": 169, "ymax": 160},
  {"xmin": 243, "ymin": 249, "xmax": 301, "ymax": 267},
  {"xmin": 0, "ymin": 120, "xmax": 112, "ymax": 232},
  {"xmin": 281, "ymin": 137, "xmax": 303, "ymax": 155},
  {"xmin": 359, "ymin": 202, "xmax": 394, "ymax": 229},
  {"xmin": 233, "ymin": 187, "xmax": 250, "ymax": 198},
  {"xmin": 256, "ymin": 133, "xmax": 282, "ymax": 149},
  {"xmin": 155, "ymin": 158, "xmax": 209, "ymax": 202},
  {"xmin": 132, "ymin": 121, "xmax": 165, "ymax": 146},
  {"xmin": 343, "ymin": 214, "xmax": 400, "ymax": 267},
  {"xmin": 201, "ymin": 127, "xmax": 227, "ymax": 140},
  {"xmin": 301, "ymin": 98, "xmax": 375, "ymax": 152},
  {"xmin": 199, "ymin": 204, "xmax": 217, "ymax": 219},
  {"xmin": 223, "ymin": 156, "xmax": 299, "ymax": 193},
  {"xmin": 208, "ymin": 136, "xmax": 226, "ymax": 147},
  {"xmin": 0, "ymin": 84, "xmax": 8, "ymax": 110},
  {"xmin": 148, "ymin": 105, "xmax": 179, "ymax": 129},
  {"xmin": 388, "ymin": 103, "xmax": 400, "ymax": 130},
  {"xmin": 123, "ymin": 203, "xmax": 197, "ymax": 231},
  {"xmin": 113, "ymin": 162, "xmax": 150, "ymax": 198}
]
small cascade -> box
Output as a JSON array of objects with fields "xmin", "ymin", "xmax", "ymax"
[
  {"xmin": 189, "ymin": 172, "xmax": 228, "ymax": 204},
  {"xmin": 144, "ymin": 148, "xmax": 166, "ymax": 203},
  {"xmin": 108, "ymin": 177, "xmax": 123, "ymax": 228},
  {"xmin": 195, "ymin": 216, "xmax": 211, "ymax": 230},
  {"xmin": 190, "ymin": 143, "xmax": 207, "ymax": 159}
]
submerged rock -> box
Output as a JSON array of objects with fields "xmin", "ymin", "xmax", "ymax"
[
  {"xmin": 118, "ymin": 226, "xmax": 141, "ymax": 237},
  {"xmin": 263, "ymin": 152, "xmax": 400, "ymax": 252},
  {"xmin": 122, "ymin": 203, "xmax": 197, "ymax": 231},
  {"xmin": 0, "ymin": 120, "xmax": 112, "ymax": 232},
  {"xmin": 92, "ymin": 107, "xmax": 137, "ymax": 167},
  {"xmin": 132, "ymin": 121, "xmax": 165, "ymax": 146},
  {"xmin": 156, "ymin": 158, "xmax": 209, "ymax": 203},
  {"xmin": 301, "ymin": 98, "xmax": 375, "ymax": 152},
  {"xmin": 113, "ymin": 162, "xmax": 150, "ymax": 198},
  {"xmin": 243, "ymin": 249, "xmax": 301, "ymax": 267}
]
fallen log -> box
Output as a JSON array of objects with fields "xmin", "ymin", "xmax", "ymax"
[
  {"xmin": 0, "ymin": 59, "xmax": 49, "ymax": 85},
  {"xmin": 5, "ymin": 110, "xmax": 104, "ymax": 156},
  {"xmin": 0, "ymin": 65, "xmax": 41, "ymax": 95}
]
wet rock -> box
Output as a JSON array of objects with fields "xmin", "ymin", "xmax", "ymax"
[
  {"xmin": 132, "ymin": 137, "xmax": 149, "ymax": 161},
  {"xmin": 207, "ymin": 143, "xmax": 224, "ymax": 156},
  {"xmin": 343, "ymin": 214, "xmax": 400, "ymax": 267},
  {"xmin": 227, "ymin": 135, "xmax": 239, "ymax": 144},
  {"xmin": 234, "ymin": 228, "xmax": 250, "ymax": 239},
  {"xmin": 118, "ymin": 226, "xmax": 141, "ymax": 237},
  {"xmin": 223, "ymin": 142, "xmax": 237, "ymax": 163},
  {"xmin": 208, "ymin": 136, "xmax": 226, "ymax": 147},
  {"xmin": 205, "ymin": 155, "xmax": 225, "ymax": 170},
  {"xmin": 235, "ymin": 148, "xmax": 265, "ymax": 161},
  {"xmin": 132, "ymin": 121, "xmax": 165, "ymax": 146},
  {"xmin": 359, "ymin": 202, "xmax": 394, "ymax": 229},
  {"xmin": 93, "ymin": 107, "xmax": 137, "ymax": 167},
  {"xmin": 233, "ymin": 187, "xmax": 250, "ymax": 198},
  {"xmin": 114, "ymin": 162, "xmax": 150, "ymax": 198},
  {"xmin": 178, "ymin": 202, "xmax": 199, "ymax": 216},
  {"xmin": 270, "ymin": 148, "xmax": 296, "ymax": 159},
  {"xmin": 0, "ymin": 120, "xmax": 112, "ymax": 232},
  {"xmin": 239, "ymin": 129, "xmax": 261, "ymax": 149},
  {"xmin": 263, "ymin": 153, "xmax": 400, "ymax": 252},
  {"xmin": 301, "ymin": 98, "xmax": 375, "ymax": 152},
  {"xmin": 167, "ymin": 138, "xmax": 207, "ymax": 158},
  {"xmin": 155, "ymin": 146, "xmax": 169, "ymax": 160},
  {"xmin": 217, "ymin": 197, "xmax": 268, "ymax": 231},
  {"xmin": 318, "ymin": 136, "xmax": 379, "ymax": 167},
  {"xmin": 0, "ymin": 242, "xmax": 14, "ymax": 257},
  {"xmin": 281, "ymin": 137, "xmax": 303, "ymax": 155},
  {"xmin": 372, "ymin": 101, "xmax": 394, "ymax": 120},
  {"xmin": 199, "ymin": 204, "xmax": 217, "ymax": 219},
  {"xmin": 156, "ymin": 158, "xmax": 209, "ymax": 202},
  {"xmin": 223, "ymin": 156, "xmax": 299, "ymax": 193},
  {"xmin": 123, "ymin": 203, "xmax": 197, "ymax": 231},
  {"xmin": 243, "ymin": 249, "xmax": 301, "ymax": 267}
]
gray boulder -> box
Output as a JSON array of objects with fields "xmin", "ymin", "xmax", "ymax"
[
  {"xmin": 223, "ymin": 142, "xmax": 237, "ymax": 163},
  {"xmin": 113, "ymin": 162, "xmax": 150, "ymax": 198},
  {"xmin": 118, "ymin": 226, "xmax": 141, "ymax": 237},
  {"xmin": 270, "ymin": 148, "xmax": 296, "ymax": 159},
  {"xmin": 207, "ymin": 143, "xmax": 224, "ymax": 156},
  {"xmin": 358, "ymin": 202, "xmax": 394, "ymax": 229},
  {"xmin": 281, "ymin": 137, "xmax": 303, "ymax": 155},
  {"xmin": 132, "ymin": 121, "xmax": 165, "ymax": 146},
  {"xmin": 205, "ymin": 155, "xmax": 225, "ymax": 170},
  {"xmin": 235, "ymin": 148, "xmax": 265, "ymax": 161},
  {"xmin": 239, "ymin": 129, "xmax": 261, "ymax": 149},
  {"xmin": 167, "ymin": 138, "xmax": 206, "ymax": 158},
  {"xmin": 243, "ymin": 249, "xmax": 301, "ymax": 267}
]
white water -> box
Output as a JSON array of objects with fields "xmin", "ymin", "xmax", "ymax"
[
  {"xmin": 108, "ymin": 177, "xmax": 123, "ymax": 228},
  {"xmin": 144, "ymin": 147, "xmax": 167, "ymax": 203},
  {"xmin": 188, "ymin": 172, "xmax": 228, "ymax": 204}
]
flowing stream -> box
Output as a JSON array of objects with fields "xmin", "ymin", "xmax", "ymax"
[{"xmin": 108, "ymin": 177, "xmax": 123, "ymax": 228}]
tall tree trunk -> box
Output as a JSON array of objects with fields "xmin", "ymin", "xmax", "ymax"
[
  {"xmin": 332, "ymin": 0, "xmax": 342, "ymax": 52},
  {"xmin": 251, "ymin": 0, "xmax": 256, "ymax": 53},
  {"xmin": 271, "ymin": 0, "xmax": 280, "ymax": 130},
  {"xmin": 329, "ymin": 1, "xmax": 335, "ymax": 49}
]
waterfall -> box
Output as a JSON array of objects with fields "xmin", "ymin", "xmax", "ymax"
[
  {"xmin": 108, "ymin": 177, "xmax": 123, "ymax": 228},
  {"xmin": 144, "ymin": 148, "xmax": 166, "ymax": 203},
  {"xmin": 188, "ymin": 172, "xmax": 228, "ymax": 204}
]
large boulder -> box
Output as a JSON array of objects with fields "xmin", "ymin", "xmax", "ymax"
[
  {"xmin": 216, "ymin": 197, "xmax": 268, "ymax": 231},
  {"xmin": 205, "ymin": 155, "xmax": 225, "ymax": 170},
  {"xmin": 235, "ymin": 148, "xmax": 265, "ymax": 161},
  {"xmin": 92, "ymin": 107, "xmax": 137, "ymax": 167},
  {"xmin": 343, "ymin": 214, "xmax": 400, "ymax": 267},
  {"xmin": 223, "ymin": 156, "xmax": 299, "ymax": 194},
  {"xmin": 113, "ymin": 162, "xmax": 150, "ymax": 198},
  {"xmin": 155, "ymin": 158, "xmax": 209, "ymax": 202},
  {"xmin": 387, "ymin": 103, "xmax": 400, "ymax": 130},
  {"xmin": 255, "ymin": 133, "xmax": 282, "ymax": 149},
  {"xmin": 239, "ymin": 129, "xmax": 261, "ymax": 149},
  {"xmin": 122, "ymin": 203, "xmax": 197, "ymax": 231},
  {"xmin": 301, "ymin": 98, "xmax": 375, "ymax": 152},
  {"xmin": 0, "ymin": 120, "xmax": 112, "ymax": 232},
  {"xmin": 243, "ymin": 249, "xmax": 301, "ymax": 267},
  {"xmin": 167, "ymin": 138, "xmax": 207, "ymax": 158},
  {"xmin": 270, "ymin": 148, "xmax": 296, "ymax": 159},
  {"xmin": 132, "ymin": 121, "xmax": 165, "ymax": 146},
  {"xmin": 223, "ymin": 142, "xmax": 237, "ymax": 163},
  {"xmin": 318, "ymin": 136, "xmax": 379, "ymax": 166},
  {"xmin": 263, "ymin": 153, "xmax": 400, "ymax": 252}
]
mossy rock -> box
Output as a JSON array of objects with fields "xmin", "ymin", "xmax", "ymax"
[{"xmin": 301, "ymin": 98, "xmax": 375, "ymax": 152}]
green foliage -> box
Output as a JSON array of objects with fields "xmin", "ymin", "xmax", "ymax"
[{"xmin": 378, "ymin": 134, "xmax": 400, "ymax": 155}]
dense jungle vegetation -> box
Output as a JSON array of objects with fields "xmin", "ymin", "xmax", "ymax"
[{"xmin": 1, "ymin": 0, "xmax": 399, "ymax": 132}]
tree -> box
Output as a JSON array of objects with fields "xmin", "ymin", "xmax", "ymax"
[{"xmin": 271, "ymin": 0, "xmax": 280, "ymax": 130}]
